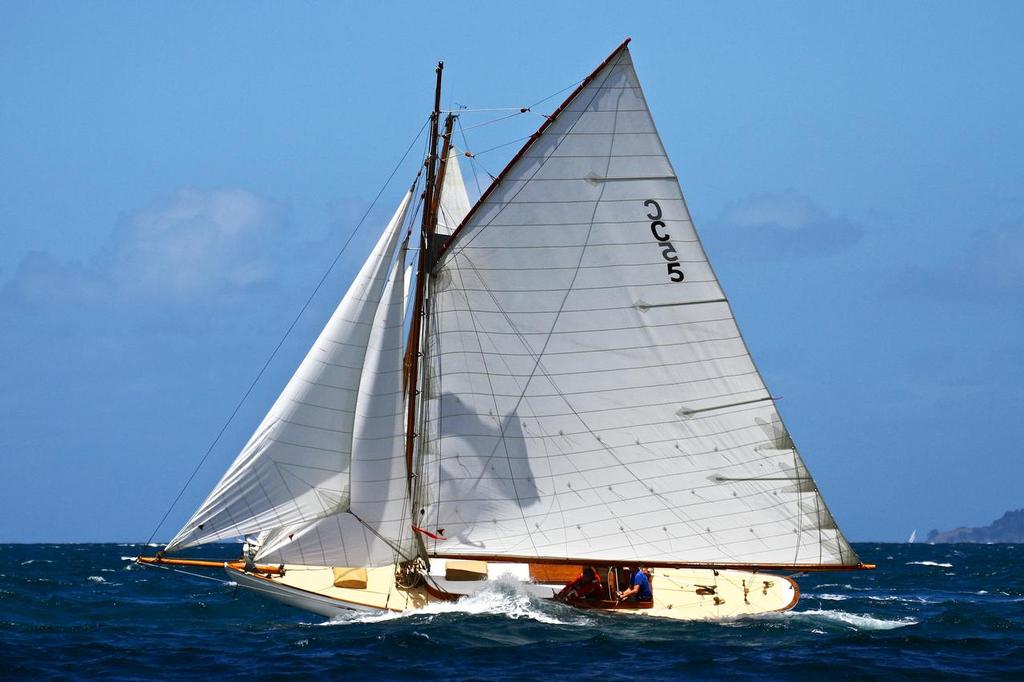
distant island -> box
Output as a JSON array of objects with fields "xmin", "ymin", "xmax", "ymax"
[{"xmin": 927, "ymin": 509, "xmax": 1024, "ymax": 543}]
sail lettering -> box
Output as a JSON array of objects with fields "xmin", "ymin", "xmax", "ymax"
[{"xmin": 644, "ymin": 199, "xmax": 684, "ymax": 282}]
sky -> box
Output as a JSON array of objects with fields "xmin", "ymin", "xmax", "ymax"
[{"xmin": 1, "ymin": 1, "xmax": 1021, "ymax": 544}]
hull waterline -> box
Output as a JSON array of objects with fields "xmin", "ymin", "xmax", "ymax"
[{"xmin": 225, "ymin": 563, "xmax": 800, "ymax": 621}]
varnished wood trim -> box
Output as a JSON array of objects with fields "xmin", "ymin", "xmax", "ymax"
[
  {"xmin": 431, "ymin": 553, "xmax": 875, "ymax": 572},
  {"xmin": 136, "ymin": 556, "xmax": 284, "ymax": 575}
]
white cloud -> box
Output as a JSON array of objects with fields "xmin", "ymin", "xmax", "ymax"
[
  {"xmin": 3, "ymin": 188, "xmax": 287, "ymax": 307},
  {"xmin": 897, "ymin": 223, "xmax": 1024, "ymax": 301},
  {"xmin": 708, "ymin": 190, "xmax": 863, "ymax": 259}
]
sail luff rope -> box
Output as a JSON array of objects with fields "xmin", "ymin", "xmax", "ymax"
[
  {"xmin": 406, "ymin": 116, "xmax": 456, "ymax": 566},
  {"xmin": 144, "ymin": 118, "xmax": 430, "ymax": 548}
]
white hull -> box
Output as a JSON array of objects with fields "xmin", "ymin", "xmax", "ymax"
[
  {"xmin": 226, "ymin": 561, "xmax": 800, "ymax": 621},
  {"xmin": 230, "ymin": 569, "xmax": 383, "ymax": 617}
]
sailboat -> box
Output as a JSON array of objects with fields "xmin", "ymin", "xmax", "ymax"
[{"xmin": 138, "ymin": 39, "xmax": 872, "ymax": 621}]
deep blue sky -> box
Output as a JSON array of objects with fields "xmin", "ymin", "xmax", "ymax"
[{"xmin": 1, "ymin": 2, "xmax": 1021, "ymax": 543}]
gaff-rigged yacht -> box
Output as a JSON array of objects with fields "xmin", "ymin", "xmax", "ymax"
[{"xmin": 139, "ymin": 39, "xmax": 872, "ymax": 621}]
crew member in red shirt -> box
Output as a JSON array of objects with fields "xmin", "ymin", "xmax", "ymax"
[{"xmin": 555, "ymin": 566, "xmax": 603, "ymax": 602}]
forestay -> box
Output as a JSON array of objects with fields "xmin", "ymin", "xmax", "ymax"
[
  {"xmin": 419, "ymin": 44, "xmax": 858, "ymax": 567},
  {"xmin": 166, "ymin": 192, "xmax": 411, "ymax": 552}
]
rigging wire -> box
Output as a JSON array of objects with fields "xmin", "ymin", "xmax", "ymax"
[
  {"xmin": 144, "ymin": 72, "xmax": 600, "ymax": 552},
  {"xmin": 456, "ymin": 116, "xmax": 487, "ymax": 198},
  {"xmin": 143, "ymin": 118, "xmax": 430, "ymax": 548},
  {"xmin": 136, "ymin": 559, "xmax": 235, "ymax": 586},
  {"xmin": 443, "ymin": 106, "xmax": 529, "ymax": 113},
  {"xmin": 463, "ymin": 135, "xmax": 532, "ymax": 159},
  {"xmin": 459, "ymin": 110, "xmax": 530, "ymax": 133},
  {"xmin": 527, "ymin": 77, "xmax": 585, "ymax": 110}
]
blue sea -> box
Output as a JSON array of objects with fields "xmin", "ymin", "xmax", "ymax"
[{"xmin": 2, "ymin": 543, "xmax": 1022, "ymax": 680}]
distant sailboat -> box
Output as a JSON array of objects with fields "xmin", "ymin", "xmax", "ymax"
[
  {"xmin": 139, "ymin": 39, "xmax": 872, "ymax": 620},
  {"xmin": 908, "ymin": 529, "xmax": 917, "ymax": 544}
]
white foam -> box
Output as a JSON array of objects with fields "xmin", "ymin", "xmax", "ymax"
[
  {"xmin": 19, "ymin": 559, "xmax": 53, "ymax": 565},
  {"xmin": 864, "ymin": 594, "xmax": 936, "ymax": 604},
  {"xmin": 810, "ymin": 593, "xmax": 849, "ymax": 601},
  {"xmin": 88, "ymin": 575, "xmax": 107, "ymax": 584},
  {"xmin": 784, "ymin": 609, "xmax": 918, "ymax": 631},
  {"xmin": 906, "ymin": 561, "xmax": 953, "ymax": 568},
  {"xmin": 315, "ymin": 577, "xmax": 591, "ymax": 627}
]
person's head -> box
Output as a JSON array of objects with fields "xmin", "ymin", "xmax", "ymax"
[{"xmin": 582, "ymin": 566, "xmax": 596, "ymax": 580}]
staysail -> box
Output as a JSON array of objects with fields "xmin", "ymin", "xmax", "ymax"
[
  {"xmin": 256, "ymin": 243, "xmax": 415, "ymax": 567},
  {"xmin": 254, "ymin": 154, "xmax": 474, "ymax": 565},
  {"xmin": 419, "ymin": 42, "xmax": 858, "ymax": 568},
  {"xmin": 166, "ymin": 192, "xmax": 411, "ymax": 552}
]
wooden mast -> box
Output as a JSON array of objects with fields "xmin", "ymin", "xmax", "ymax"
[
  {"xmin": 404, "ymin": 62, "xmax": 444, "ymax": 493},
  {"xmin": 430, "ymin": 115, "xmax": 456, "ymax": 226}
]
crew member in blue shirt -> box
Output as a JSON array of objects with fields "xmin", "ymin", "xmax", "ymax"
[{"xmin": 616, "ymin": 566, "xmax": 652, "ymax": 602}]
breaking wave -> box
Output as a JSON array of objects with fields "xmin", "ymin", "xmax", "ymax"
[
  {"xmin": 906, "ymin": 561, "xmax": 953, "ymax": 568},
  {"xmin": 781, "ymin": 609, "xmax": 919, "ymax": 631},
  {"xmin": 316, "ymin": 577, "xmax": 590, "ymax": 627}
]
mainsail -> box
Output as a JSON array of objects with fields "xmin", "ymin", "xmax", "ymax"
[
  {"xmin": 166, "ymin": 191, "xmax": 411, "ymax": 552},
  {"xmin": 418, "ymin": 43, "xmax": 858, "ymax": 568}
]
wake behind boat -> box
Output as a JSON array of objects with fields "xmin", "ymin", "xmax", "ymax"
[{"xmin": 138, "ymin": 38, "xmax": 871, "ymax": 621}]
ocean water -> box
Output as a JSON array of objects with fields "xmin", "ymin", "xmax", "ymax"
[{"xmin": 1, "ymin": 543, "xmax": 1022, "ymax": 680}]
